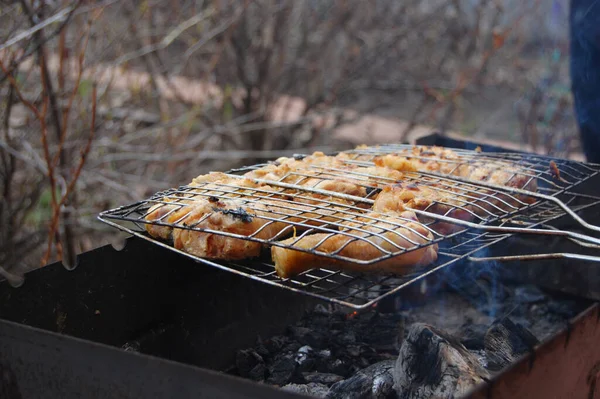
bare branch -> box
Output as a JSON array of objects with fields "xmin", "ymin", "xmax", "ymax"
[
  {"xmin": 0, "ymin": 5, "xmax": 75, "ymax": 52},
  {"xmin": 112, "ymin": 8, "xmax": 214, "ymax": 66}
]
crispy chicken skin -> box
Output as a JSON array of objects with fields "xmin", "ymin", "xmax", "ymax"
[
  {"xmin": 372, "ymin": 184, "xmax": 473, "ymax": 234},
  {"xmin": 145, "ymin": 201, "xmax": 180, "ymax": 240},
  {"xmin": 145, "ymin": 173, "xmax": 270, "ymax": 240},
  {"xmin": 172, "ymin": 198, "xmax": 294, "ymax": 259},
  {"xmin": 145, "ymin": 149, "xmax": 438, "ymax": 272},
  {"xmin": 145, "ymin": 145, "xmax": 542, "ymax": 277},
  {"xmin": 373, "ymin": 146, "xmax": 538, "ymax": 201},
  {"xmin": 272, "ymin": 211, "xmax": 438, "ymax": 278},
  {"xmin": 145, "ymin": 152, "xmax": 384, "ymax": 241}
]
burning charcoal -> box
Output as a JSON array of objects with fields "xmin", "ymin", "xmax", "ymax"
[
  {"xmin": 288, "ymin": 326, "xmax": 312, "ymax": 339},
  {"xmin": 316, "ymin": 349, "xmax": 332, "ymax": 360},
  {"xmin": 469, "ymin": 349, "xmax": 489, "ymax": 370},
  {"xmin": 284, "ymin": 342, "xmax": 303, "ymax": 353},
  {"xmin": 360, "ymin": 316, "xmax": 404, "ymax": 351},
  {"xmin": 314, "ymin": 304, "xmax": 332, "ymax": 315},
  {"xmin": 248, "ymin": 363, "xmax": 267, "ymax": 381},
  {"xmin": 255, "ymin": 339, "xmax": 270, "ymax": 358},
  {"xmin": 357, "ymin": 357, "xmax": 371, "ymax": 370},
  {"xmin": 347, "ymin": 345, "xmax": 362, "ymax": 357},
  {"xmin": 328, "ymin": 358, "xmax": 351, "ymax": 377},
  {"xmin": 484, "ymin": 317, "xmax": 539, "ymax": 371},
  {"xmin": 393, "ymin": 323, "xmax": 489, "ymax": 398},
  {"xmin": 267, "ymin": 355, "xmax": 299, "ymax": 386},
  {"xmin": 265, "ymin": 335, "xmax": 290, "ymax": 354},
  {"xmin": 296, "ymin": 346, "xmax": 317, "ymax": 372},
  {"xmin": 236, "ymin": 349, "xmax": 265, "ymax": 379},
  {"xmin": 338, "ymin": 331, "xmax": 357, "ymax": 345},
  {"xmin": 359, "ymin": 345, "xmax": 377, "ymax": 358},
  {"xmin": 458, "ymin": 323, "xmax": 488, "ymax": 350},
  {"xmin": 327, "ymin": 360, "xmax": 396, "ymax": 399},
  {"xmin": 288, "ymin": 326, "xmax": 328, "ymax": 349},
  {"xmin": 282, "ymin": 382, "xmax": 329, "ymax": 398},
  {"xmin": 515, "ymin": 285, "xmax": 547, "ymax": 304},
  {"xmin": 302, "ymin": 372, "xmax": 345, "ymax": 387}
]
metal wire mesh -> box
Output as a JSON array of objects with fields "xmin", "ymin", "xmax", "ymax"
[{"xmin": 98, "ymin": 145, "xmax": 600, "ymax": 309}]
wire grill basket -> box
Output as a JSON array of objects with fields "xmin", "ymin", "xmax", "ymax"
[{"xmin": 99, "ymin": 145, "xmax": 600, "ymax": 309}]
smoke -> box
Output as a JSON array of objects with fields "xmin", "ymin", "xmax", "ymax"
[
  {"xmin": 398, "ymin": 245, "xmax": 507, "ymax": 319},
  {"xmin": 438, "ymin": 255, "xmax": 504, "ymax": 319}
]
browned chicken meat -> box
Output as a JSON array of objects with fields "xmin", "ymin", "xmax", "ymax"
[
  {"xmin": 373, "ymin": 146, "xmax": 538, "ymax": 201},
  {"xmin": 372, "ymin": 184, "xmax": 473, "ymax": 234},
  {"xmin": 145, "ymin": 173, "xmax": 271, "ymax": 240},
  {"xmin": 271, "ymin": 210, "xmax": 438, "ymax": 278},
  {"xmin": 145, "ymin": 151, "xmax": 403, "ymax": 241},
  {"xmin": 143, "ymin": 145, "xmax": 541, "ymax": 279},
  {"xmin": 172, "ymin": 198, "xmax": 295, "ymax": 260}
]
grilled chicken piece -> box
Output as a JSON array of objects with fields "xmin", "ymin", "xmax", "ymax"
[
  {"xmin": 145, "ymin": 178, "xmax": 367, "ymax": 245},
  {"xmin": 370, "ymin": 181, "xmax": 523, "ymax": 234},
  {"xmin": 373, "ymin": 146, "xmax": 538, "ymax": 201},
  {"xmin": 271, "ymin": 211, "xmax": 438, "ymax": 278},
  {"xmin": 172, "ymin": 198, "xmax": 298, "ymax": 260},
  {"xmin": 151, "ymin": 191, "xmax": 362, "ymax": 261},
  {"xmin": 145, "ymin": 174, "xmax": 270, "ymax": 240},
  {"xmin": 372, "ymin": 185, "xmax": 474, "ymax": 234},
  {"xmin": 145, "ymin": 200, "xmax": 182, "ymax": 240}
]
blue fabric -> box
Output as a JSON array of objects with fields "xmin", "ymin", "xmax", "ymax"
[{"xmin": 570, "ymin": 0, "xmax": 600, "ymax": 162}]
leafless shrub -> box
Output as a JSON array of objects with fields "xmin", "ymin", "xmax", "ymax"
[{"xmin": 0, "ymin": 0, "xmax": 577, "ymax": 275}]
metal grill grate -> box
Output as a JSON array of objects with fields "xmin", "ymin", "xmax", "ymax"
[{"xmin": 98, "ymin": 145, "xmax": 600, "ymax": 309}]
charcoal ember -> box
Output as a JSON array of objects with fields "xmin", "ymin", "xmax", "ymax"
[
  {"xmin": 347, "ymin": 345, "xmax": 362, "ymax": 358},
  {"xmin": 469, "ymin": 349, "xmax": 489, "ymax": 370},
  {"xmin": 254, "ymin": 339, "xmax": 270, "ymax": 358},
  {"xmin": 282, "ymin": 382, "xmax": 329, "ymax": 398},
  {"xmin": 359, "ymin": 345, "xmax": 378, "ymax": 360},
  {"xmin": 458, "ymin": 323, "xmax": 488, "ymax": 350},
  {"xmin": 357, "ymin": 357, "xmax": 371, "ymax": 369},
  {"xmin": 515, "ymin": 285, "xmax": 547, "ymax": 304},
  {"xmin": 302, "ymin": 372, "xmax": 345, "ymax": 386},
  {"xmin": 393, "ymin": 323, "xmax": 489, "ymax": 398},
  {"xmin": 360, "ymin": 316, "xmax": 403, "ymax": 351},
  {"xmin": 283, "ymin": 341, "xmax": 303, "ymax": 353},
  {"xmin": 484, "ymin": 317, "xmax": 539, "ymax": 371},
  {"xmin": 297, "ymin": 345, "xmax": 313, "ymax": 360},
  {"xmin": 267, "ymin": 355, "xmax": 299, "ymax": 386},
  {"xmin": 327, "ymin": 360, "xmax": 396, "ymax": 399},
  {"xmin": 306, "ymin": 350, "xmax": 333, "ymax": 374},
  {"xmin": 313, "ymin": 304, "xmax": 332, "ymax": 315},
  {"xmin": 236, "ymin": 349, "xmax": 265, "ymax": 380},
  {"xmin": 248, "ymin": 363, "xmax": 267, "ymax": 381},
  {"xmin": 288, "ymin": 326, "xmax": 313, "ymax": 339},
  {"xmin": 296, "ymin": 346, "xmax": 317, "ymax": 372},
  {"xmin": 328, "ymin": 358, "xmax": 351, "ymax": 377},
  {"xmin": 265, "ymin": 335, "xmax": 290, "ymax": 354},
  {"xmin": 338, "ymin": 331, "xmax": 357, "ymax": 345},
  {"xmin": 288, "ymin": 326, "xmax": 328, "ymax": 349},
  {"xmin": 316, "ymin": 349, "xmax": 332, "ymax": 360}
]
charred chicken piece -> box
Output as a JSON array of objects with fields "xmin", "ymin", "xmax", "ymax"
[{"xmin": 271, "ymin": 210, "xmax": 438, "ymax": 278}]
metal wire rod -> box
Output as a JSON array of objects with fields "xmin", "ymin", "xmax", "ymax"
[
  {"xmin": 468, "ymin": 253, "xmax": 600, "ymax": 264},
  {"xmin": 415, "ymin": 170, "xmax": 600, "ymax": 234}
]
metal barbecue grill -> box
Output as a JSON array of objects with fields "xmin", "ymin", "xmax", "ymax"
[{"xmin": 98, "ymin": 144, "xmax": 600, "ymax": 309}]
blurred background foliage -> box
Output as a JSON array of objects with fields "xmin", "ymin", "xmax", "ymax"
[{"xmin": 0, "ymin": 0, "xmax": 577, "ymax": 274}]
